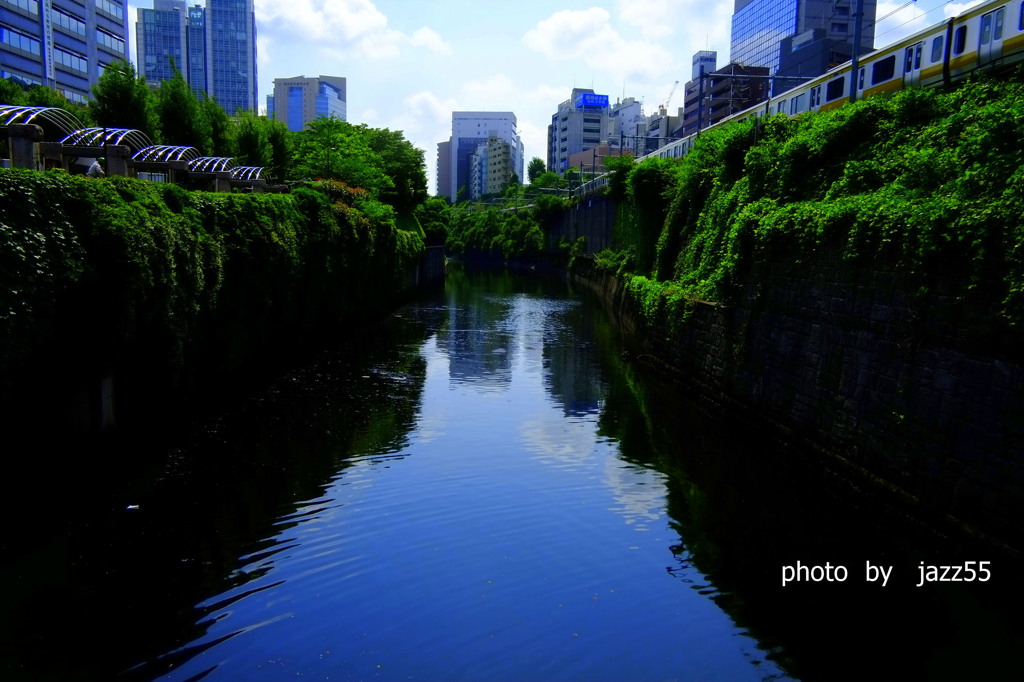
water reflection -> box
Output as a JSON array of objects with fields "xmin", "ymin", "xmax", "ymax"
[
  {"xmin": 133, "ymin": 265, "xmax": 785, "ymax": 681},
  {"xmin": 6, "ymin": 265, "xmax": 1011, "ymax": 681}
]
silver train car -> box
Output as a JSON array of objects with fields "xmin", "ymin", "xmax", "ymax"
[{"xmin": 648, "ymin": 0, "xmax": 1024, "ymax": 162}]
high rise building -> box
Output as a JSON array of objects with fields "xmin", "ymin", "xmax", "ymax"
[
  {"xmin": 0, "ymin": 0, "xmax": 129, "ymax": 103},
  {"xmin": 547, "ymin": 88, "xmax": 610, "ymax": 174},
  {"xmin": 266, "ymin": 75, "xmax": 346, "ymax": 132},
  {"xmin": 730, "ymin": 0, "xmax": 876, "ymax": 93},
  {"xmin": 137, "ymin": 0, "xmax": 186, "ymax": 86},
  {"xmin": 467, "ymin": 135, "xmax": 515, "ymax": 200},
  {"xmin": 207, "ymin": 0, "xmax": 255, "ymax": 114},
  {"xmin": 135, "ymin": 0, "xmax": 255, "ymax": 114},
  {"xmin": 440, "ymin": 111, "xmax": 522, "ymax": 203},
  {"xmin": 185, "ymin": 3, "xmax": 207, "ymax": 97}
]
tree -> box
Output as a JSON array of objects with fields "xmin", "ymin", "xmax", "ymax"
[
  {"xmin": 265, "ymin": 118, "xmax": 293, "ymax": 181},
  {"xmin": 229, "ymin": 111, "xmax": 291, "ymax": 180},
  {"xmin": 156, "ymin": 66, "xmax": 211, "ymax": 152},
  {"xmin": 0, "ymin": 77, "xmax": 26, "ymax": 105},
  {"xmin": 232, "ymin": 110, "xmax": 269, "ymax": 167},
  {"xmin": 89, "ymin": 60, "xmax": 158, "ymax": 140},
  {"xmin": 200, "ymin": 95, "xmax": 232, "ymax": 155},
  {"xmin": 360, "ymin": 125, "xmax": 428, "ymax": 213},
  {"xmin": 415, "ymin": 196, "xmax": 450, "ymax": 245},
  {"xmin": 292, "ymin": 118, "xmax": 393, "ymax": 198},
  {"xmin": 527, "ymin": 157, "xmax": 546, "ymax": 183}
]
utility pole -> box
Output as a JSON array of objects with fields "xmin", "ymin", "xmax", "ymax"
[{"xmin": 850, "ymin": 0, "xmax": 864, "ymax": 102}]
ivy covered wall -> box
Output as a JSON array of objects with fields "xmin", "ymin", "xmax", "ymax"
[{"xmin": 0, "ymin": 170, "xmax": 426, "ymax": 433}]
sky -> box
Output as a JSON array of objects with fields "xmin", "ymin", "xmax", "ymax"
[{"xmin": 126, "ymin": 0, "xmax": 984, "ymax": 194}]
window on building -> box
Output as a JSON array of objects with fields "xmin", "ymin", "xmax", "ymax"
[
  {"xmin": 95, "ymin": 0, "xmax": 124, "ymax": 20},
  {"xmin": 52, "ymin": 8, "xmax": 86, "ymax": 36},
  {"xmin": 0, "ymin": 25, "xmax": 41, "ymax": 54},
  {"xmin": 54, "ymin": 47, "xmax": 88, "ymax": 73},
  {"xmin": 2, "ymin": 0, "xmax": 39, "ymax": 15},
  {"xmin": 96, "ymin": 28, "xmax": 125, "ymax": 54}
]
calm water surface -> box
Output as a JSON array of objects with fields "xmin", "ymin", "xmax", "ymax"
[
  {"xmin": 2, "ymin": 265, "xmax": 1018, "ymax": 681},
  {"xmin": 143, "ymin": 266, "xmax": 784, "ymax": 681}
]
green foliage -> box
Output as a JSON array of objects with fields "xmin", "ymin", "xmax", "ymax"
[
  {"xmin": 527, "ymin": 157, "xmax": 547, "ymax": 183},
  {"xmin": 446, "ymin": 205, "xmax": 544, "ymax": 260},
  {"xmin": 89, "ymin": 60, "xmax": 159, "ymax": 141},
  {"xmin": 292, "ymin": 118, "xmax": 393, "ymax": 195},
  {"xmin": 156, "ymin": 67, "xmax": 212, "ymax": 153},
  {"xmin": 603, "ymin": 73, "xmax": 1024, "ymax": 329},
  {"xmin": 0, "ymin": 168, "xmax": 426, "ymax": 408},
  {"xmin": 201, "ymin": 95, "xmax": 233, "ymax": 155},
  {"xmin": 415, "ymin": 197, "xmax": 451, "ymax": 245}
]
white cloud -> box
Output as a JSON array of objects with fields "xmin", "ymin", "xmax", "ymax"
[
  {"xmin": 617, "ymin": 0, "xmax": 677, "ymax": 40},
  {"xmin": 409, "ymin": 27, "xmax": 453, "ymax": 55},
  {"xmin": 522, "ymin": 8, "xmax": 674, "ymax": 84},
  {"xmin": 256, "ymin": 0, "xmax": 449, "ymax": 61}
]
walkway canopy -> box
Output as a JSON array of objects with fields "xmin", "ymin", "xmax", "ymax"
[
  {"xmin": 132, "ymin": 145, "xmax": 199, "ymax": 163},
  {"xmin": 188, "ymin": 156, "xmax": 235, "ymax": 173},
  {"xmin": 1, "ymin": 105, "xmax": 84, "ymax": 138},
  {"xmin": 231, "ymin": 166, "xmax": 263, "ymax": 180},
  {"xmin": 64, "ymin": 128, "xmax": 153, "ymax": 153}
]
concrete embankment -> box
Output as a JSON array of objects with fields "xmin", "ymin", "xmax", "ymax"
[{"xmin": 573, "ymin": 256, "xmax": 1024, "ymax": 556}]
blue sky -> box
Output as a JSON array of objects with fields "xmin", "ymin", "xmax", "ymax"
[{"xmin": 127, "ymin": 0, "xmax": 982, "ymax": 193}]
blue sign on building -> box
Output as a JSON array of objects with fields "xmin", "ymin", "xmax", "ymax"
[{"xmin": 575, "ymin": 93, "xmax": 609, "ymax": 109}]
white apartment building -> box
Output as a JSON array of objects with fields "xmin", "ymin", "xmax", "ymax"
[{"xmin": 439, "ymin": 111, "xmax": 523, "ymax": 202}]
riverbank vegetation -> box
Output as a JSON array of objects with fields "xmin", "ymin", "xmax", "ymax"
[
  {"xmin": 594, "ymin": 72, "xmax": 1024, "ymax": 331},
  {"xmin": 0, "ymin": 168, "xmax": 425, "ymax": 433},
  {"xmin": 443, "ymin": 167, "xmax": 570, "ymax": 260}
]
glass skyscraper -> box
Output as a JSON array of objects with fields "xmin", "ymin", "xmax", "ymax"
[
  {"xmin": 137, "ymin": 0, "xmax": 186, "ymax": 86},
  {"xmin": 266, "ymin": 75, "xmax": 347, "ymax": 132},
  {"xmin": 730, "ymin": 0, "xmax": 876, "ymax": 89},
  {"xmin": 135, "ymin": 0, "xmax": 255, "ymax": 114},
  {"xmin": 207, "ymin": 0, "xmax": 256, "ymax": 115},
  {"xmin": 1, "ymin": 0, "xmax": 129, "ymax": 102}
]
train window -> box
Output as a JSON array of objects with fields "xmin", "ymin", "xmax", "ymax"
[
  {"xmin": 790, "ymin": 93, "xmax": 806, "ymax": 114},
  {"xmin": 858, "ymin": 68, "xmax": 864, "ymax": 90},
  {"xmin": 776, "ymin": 99, "xmax": 786, "ymax": 114},
  {"xmin": 1020, "ymin": 4, "xmax": 1024, "ymax": 31},
  {"xmin": 872, "ymin": 55, "xmax": 896, "ymax": 84},
  {"xmin": 915, "ymin": 43, "xmax": 922, "ymax": 69},
  {"xmin": 931, "ymin": 36, "xmax": 944, "ymax": 62},
  {"xmin": 825, "ymin": 77, "xmax": 845, "ymax": 101},
  {"xmin": 994, "ymin": 8, "xmax": 1004, "ymax": 39},
  {"xmin": 953, "ymin": 26, "xmax": 967, "ymax": 54},
  {"xmin": 982, "ymin": 13, "xmax": 992, "ymax": 44},
  {"xmin": 905, "ymin": 47, "xmax": 914, "ymax": 72}
]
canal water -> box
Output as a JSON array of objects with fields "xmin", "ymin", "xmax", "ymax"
[{"xmin": 2, "ymin": 265, "xmax": 1018, "ymax": 681}]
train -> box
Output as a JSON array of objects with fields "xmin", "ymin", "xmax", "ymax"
[{"xmin": 647, "ymin": 0, "xmax": 1024, "ymax": 162}]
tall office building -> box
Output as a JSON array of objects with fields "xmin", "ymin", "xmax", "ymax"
[
  {"xmin": 547, "ymin": 88, "xmax": 610, "ymax": 174},
  {"xmin": 1, "ymin": 0, "xmax": 129, "ymax": 103},
  {"xmin": 185, "ymin": 3, "xmax": 207, "ymax": 97},
  {"xmin": 730, "ymin": 0, "xmax": 876, "ymax": 92},
  {"xmin": 207, "ymin": 0, "xmax": 255, "ymax": 114},
  {"xmin": 137, "ymin": 0, "xmax": 186, "ymax": 86},
  {"xmin": 266, "ymin": 75, "xmax": 346, "ymax": 132},
  {"xmin": 440, "ymin": 111, "xmax": 522, "ymax": 203},
  {"xmin": 135, "ymin": 0, "xmax": 255, "ymax": 114}
]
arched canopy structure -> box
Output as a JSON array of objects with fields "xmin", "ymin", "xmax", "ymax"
[
  {"xmin": 64, "ymin": 128, "xmax": 153, "ymax": 153},
  {"xmin": 1, "ymin": 105, "xmax": 84, "ymax": 138},
  {"xmin": 231, "ymin": 166, "xmax": 264, "ymax": 181},
  {"xmin": 188, "ymin": 156, "xmax": 235, "ymax": 173},
  {"xmin": 132, "ymin": 145, "xmax": 200, "ymax": 163}
]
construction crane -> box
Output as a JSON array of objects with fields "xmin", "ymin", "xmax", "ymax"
[{"xmin": 660, "ymin": 80, "xmax": 679, "ymax": 112}]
